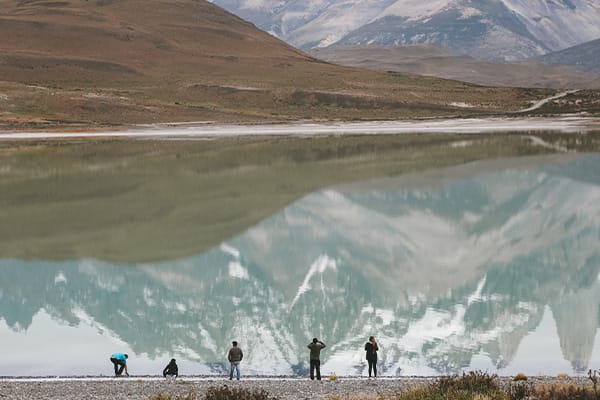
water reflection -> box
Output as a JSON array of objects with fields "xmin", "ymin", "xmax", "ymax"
[{"xmin": 1, "ymin": 154, "xmax": 599, "ymax": 376}]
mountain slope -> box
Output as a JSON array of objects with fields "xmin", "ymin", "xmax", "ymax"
[
  {"xmin": 311, "ymin": 45, "xmax": 600, "ymax": 89},
  {"xmin": 211, "ymin": 0, "xmax": 600, "ymax": 61},
  {"xmin": 536, "ymin": 38, "xmax": 600, "ymax": 74},
  {"xmin": 0, "ymin": 0, "xmax": 570, "ymax": 128}
]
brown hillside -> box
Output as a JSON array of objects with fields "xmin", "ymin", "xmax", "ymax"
[
  {"xmin": 0, "ymin": 0, "xmax": 311, "ymax": 82},
  {"xmin": 0, "ymin": 0, "xmax": 589, "ymax": 129}
]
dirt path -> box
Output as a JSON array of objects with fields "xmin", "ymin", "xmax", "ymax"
[{"xmin": 517, "ymin": 90, "xmax": 579, "ymax": 113}]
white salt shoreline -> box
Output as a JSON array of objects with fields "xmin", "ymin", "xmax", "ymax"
[{"xmin": 1, "ymin": 117, "xmax": 599, "ymax": 140}]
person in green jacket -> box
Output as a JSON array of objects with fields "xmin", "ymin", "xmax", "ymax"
[{"xmin": 307, "ymin": 338, "xmax": 326, "ymax": 380}]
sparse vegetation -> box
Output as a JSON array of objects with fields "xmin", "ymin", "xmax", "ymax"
[
  {"xmin": 394, "ymin": 371, "xmax": 504, "ymax": 400},
  {"xmin": 204, "ymin": 386, "xmax": 273, "ymax": 400},
  {"xmin": 533, "ymin": 383, "xmax": 597, "ymax": 400},
  {"xmin": 588, "ymin": 369, "xmax": 600, "ymax": 397},
  {"xmin": 150, "ymin": 393, "xmax": 199, "ymax": 400},
  {"xmin": 372, "ymin": 372, "xmax": 597, "ymax": 400},
  {"xmin": 149, "ymin": 386, "xmax": 275, "ymax": 400}
]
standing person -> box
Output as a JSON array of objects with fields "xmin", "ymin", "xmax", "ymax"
[
  {"xmin": 227, "ymin": 341, "xmax": 243, "ymax": 380},
  {"xmin": 365, "ymin": 336, "xmax": 378, "ymax": 378},
  {"xmin": 307, "ymin": 338, "xmax": 326, "ymax": 380},
  {"xmin": 109, "ymin": 353, "xmax": 129, "ymax": 377},
  {"xmin": 163, "ymin": 358, "xmax": 178, "ymax": 382}
]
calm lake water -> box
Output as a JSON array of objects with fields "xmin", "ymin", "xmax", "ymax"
[{"xmin": 1, "ymin": 140, "xmax": 599, "ymax": 377}]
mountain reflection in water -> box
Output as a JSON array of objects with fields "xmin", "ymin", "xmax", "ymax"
[{"xmin": 1, "ymin": 154, "xmax": 599, "ymax": 376}]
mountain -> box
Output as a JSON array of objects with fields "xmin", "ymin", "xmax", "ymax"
[
  {"xmin": 210, "ymin": 0, "xmax": 600, "ymax": 61},
  {"xmin": 311, "ymin": 45, "xmax": 600, "ymax": 89},
  {"xmin": 536, "ymin": 38, "xmax": 600, "ymax": 74},
  {"xmin": 2, "ymin": 154, "xmax": 600, "ymax": 375}
]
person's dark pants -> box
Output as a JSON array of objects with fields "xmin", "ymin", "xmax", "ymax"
[
  {"xmin": 310, "ymin": 359, "xmax": 321, "ymax": 380},
  {"xmin": 110, "ymin": 357, "xmax": 126, "ymax": 376},
  {"xmin": 368, "ymin": 359, "xmax": 377, "ymax": 377}
]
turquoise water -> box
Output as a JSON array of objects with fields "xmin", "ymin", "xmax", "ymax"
[{"xmin": 1, "ymin": 153, "xmax": 599, "ymax": 376}]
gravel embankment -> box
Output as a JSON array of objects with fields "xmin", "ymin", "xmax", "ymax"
[{"xmin": 0, "ymin": 376, "xmax": 593, "ymax": 400}]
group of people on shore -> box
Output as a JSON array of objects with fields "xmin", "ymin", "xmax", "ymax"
[{"xmin": 109, "ymin": 336, "xmax": 379, "ymax": 380}]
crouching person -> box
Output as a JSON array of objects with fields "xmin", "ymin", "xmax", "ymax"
[
  {"xmin": 163, "ymin": 358, "xmax": 178, "ymax": 383},
  {"xmin": 110, "ymin": 353, "xmax": 129, "ymax": 377}
]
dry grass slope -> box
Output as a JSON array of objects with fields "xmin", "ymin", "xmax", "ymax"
[{"xmin": 0, "ymin": 0, "xmax": 589, "ymax": 129}]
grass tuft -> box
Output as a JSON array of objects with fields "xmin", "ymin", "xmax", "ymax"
[{"xmin": 512, "ymin": 373, "xmax": 528, "ymax": 381}]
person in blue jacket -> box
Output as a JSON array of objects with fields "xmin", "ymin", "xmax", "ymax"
[{"xmin": 110, "ymin": 353, "xmax": 129, "ymax": 377}]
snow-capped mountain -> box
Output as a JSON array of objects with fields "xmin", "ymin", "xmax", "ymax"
[
  {"xmin": 210, "ymin": 0, "xmax": 600, "ymax": 60},
  {"xmin": 2, "ymin": 154, "xmax": 599, "ymax": 375}
]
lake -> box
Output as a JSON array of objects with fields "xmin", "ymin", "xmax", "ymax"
[{"xmin": 0, "ymin": 133, "xmax": 599, "ymax": 376}]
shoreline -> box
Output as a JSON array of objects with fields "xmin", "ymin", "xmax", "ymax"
[
  {"xmin": 0, "ymin": 375, "xmax": 593, "ymax": 400},
  {"xmin": 1, "ymin": 116, "xmax": 600, "ymax": 140}
]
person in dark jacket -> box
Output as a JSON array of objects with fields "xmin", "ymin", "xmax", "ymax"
[
  {"xmin": 364, "ymin": 336, "xmax": 378, "ymax": 378},
  {"xmin": 307, "ymin": 338, "xmax": 326, "ymax": 380},
  {"xmin": 163, "ymin": 358, "xmax": 178, "ymax": 382},
  {"xmin": 227, "ymin": 341, "xmax": 243, "ymax": 380}
]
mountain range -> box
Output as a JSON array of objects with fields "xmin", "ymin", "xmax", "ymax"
[
  {"xmin": 211, "ymin": 0, "xmax": 600, "ymax": 61},
  {"xmin": 537, "ymin": 38, "xmax": 600, "ymax": 74},
  {"xmin": 311, "ymin": 44, "xmax": 600, "ymax": 89}
]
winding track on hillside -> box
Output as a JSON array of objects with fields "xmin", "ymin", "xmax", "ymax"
[{"xmin": 517, "ymin": 90, "xmax": 579, "ymax": 113}]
